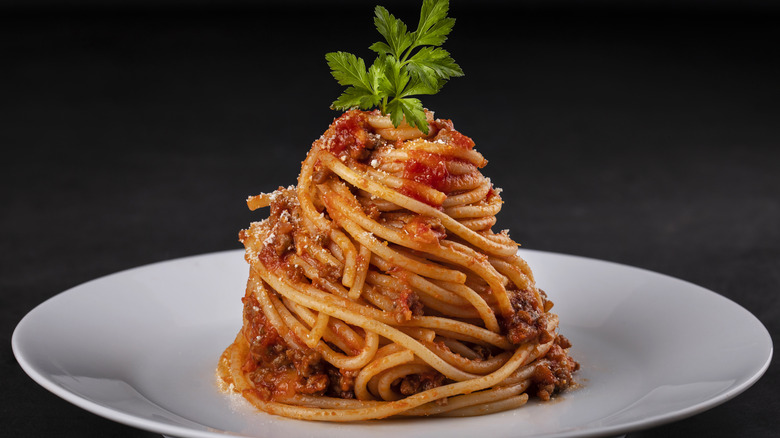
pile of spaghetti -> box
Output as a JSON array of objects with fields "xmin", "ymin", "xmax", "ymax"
[{"xmin": 218, "ymin": 110, "xmax": 578, "ymax": 421}]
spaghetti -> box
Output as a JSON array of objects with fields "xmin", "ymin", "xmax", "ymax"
[{"xmin": 218, "ymin": 110, "xmax": 578, "ymax": 421}]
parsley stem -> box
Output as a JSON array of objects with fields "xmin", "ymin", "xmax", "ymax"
[{"xmin": 400, "ymin": 43, "xmax": 417, "ymax": 63}]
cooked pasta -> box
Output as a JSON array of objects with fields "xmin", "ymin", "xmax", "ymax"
[{"xmin": 218, "ymin": 110, "xmax": 578, "ymax": 421}]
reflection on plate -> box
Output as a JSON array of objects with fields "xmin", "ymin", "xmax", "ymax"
[{"xmin": 13, "ymin": 249, "xmax": 772, "ymax": 438}]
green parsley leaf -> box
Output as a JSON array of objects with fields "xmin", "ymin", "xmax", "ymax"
[
  {"xmin": 326, "ymin": 52, "xmax": 372, "ymax": 91},
  {"xmin": 373, "ymin": 6, "xmax": 412, "ymax": 59},
  {"xmin": 367, "ymin": 41, "xmax": 393, "ymax": 57},
  {"xmin": 409, "ymin": 46, "xmax": 462, "ymax": 80},
  {"xmin": 387, "ymin": 97, "xmax": 427, "ymax": 131},
  {"xmin": 333, "ymin": 86, "xmax": 381, "ymax": 110},
  {"xmin": 414, "ymin": 0, "xmax": 453, "ymax": 47},
  {"xmin": 327, "ymin": 0, "xmax": 463, "ymax": 135}
]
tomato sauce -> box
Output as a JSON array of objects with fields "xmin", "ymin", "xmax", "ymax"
[
  {"xmin": 323, "ymin": 110, "xmax": 372, "ymax": 161},
  {"xmin": 400, "ymin": 150, "xmax": 470, "ymax": 207},
  {"xmin": 431, "ymin": 118, "xmax": 475, "ymax": 149},
  {"xmin": 403, "ymin": 150, "xmax": 450, "ymax": 191}
]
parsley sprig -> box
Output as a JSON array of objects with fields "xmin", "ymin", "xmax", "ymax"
[{"xmin": 326, "ymin": 0, "xmax": 463, "ymax": 134}]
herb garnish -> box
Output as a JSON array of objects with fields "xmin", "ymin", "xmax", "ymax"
[{"xmin": 326, "ymin": 0, "xmax": 463, "ymax": 134}]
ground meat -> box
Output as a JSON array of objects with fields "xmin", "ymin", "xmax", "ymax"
[
  {"xmin": 556, "ymin": 334, "xmax": 573, "ymax": 350},
  {"xmin": 503, "ymin": 310, "xmax": 541, "ymax": 344},
  {"xmin": 327, "ymin": 368, "xmax": 359, "ymax": 399},
  {"xmin": 310, "ymin": 261, "xmax": 342, "ymax": 284},
  {"xmin": 301, "ymin": 373, "xmax": 330, "ymax": 395},
  {"xmin": 382, "ymin": 268, "xmax": 425, "ymax": 322},
  {"xmin": 500, "ymin": 288, "xmax": 551, "ymax": 345},
  {"xmin": 274, "ymin": 233, "xmax": 293, "ymax": 256},
  {"xmin": 242, "ymin": 293, "xmax": 330, "ymax": 400},
  {"xmin": 393, "ymin": 290, "xmax": 423, "ymax": 323},
  {"xmin": 250, "ymin": 190, "xmax": 300, "ymax": 272},
  {"xmin": 243, "ymin": 295, "xmax": 281, "ymax": 362},
  {"xmin": 247, "ymin": 345, "xmax": 330, "ymax": 400},
  {"xmin": 361, "ymin": 200, "xmax": 382, "ymax": 220},
  {"xmin": 529, "ymin": 336, "xmax": 580, "ymax": 401},
  {"xmin": 470, "ymin": 344, "xmax": 494, "ymax": 361},
  {"xmin": 398, "ymin": 371, "xmax": 446, "ymax": 396}
]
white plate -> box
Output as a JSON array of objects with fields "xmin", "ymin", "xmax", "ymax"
[{"xmin": 13, "ymin": 249, "xmax": 772, "ymax": 438}]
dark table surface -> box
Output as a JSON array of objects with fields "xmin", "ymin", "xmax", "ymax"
[{"xmin": 2, "ymin": 1, "xmax": 777, "ymax": 437}]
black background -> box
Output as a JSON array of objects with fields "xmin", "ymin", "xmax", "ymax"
[{"xmin": 2, "ymin": 1, "xmax": 778, "ymax": 436}]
